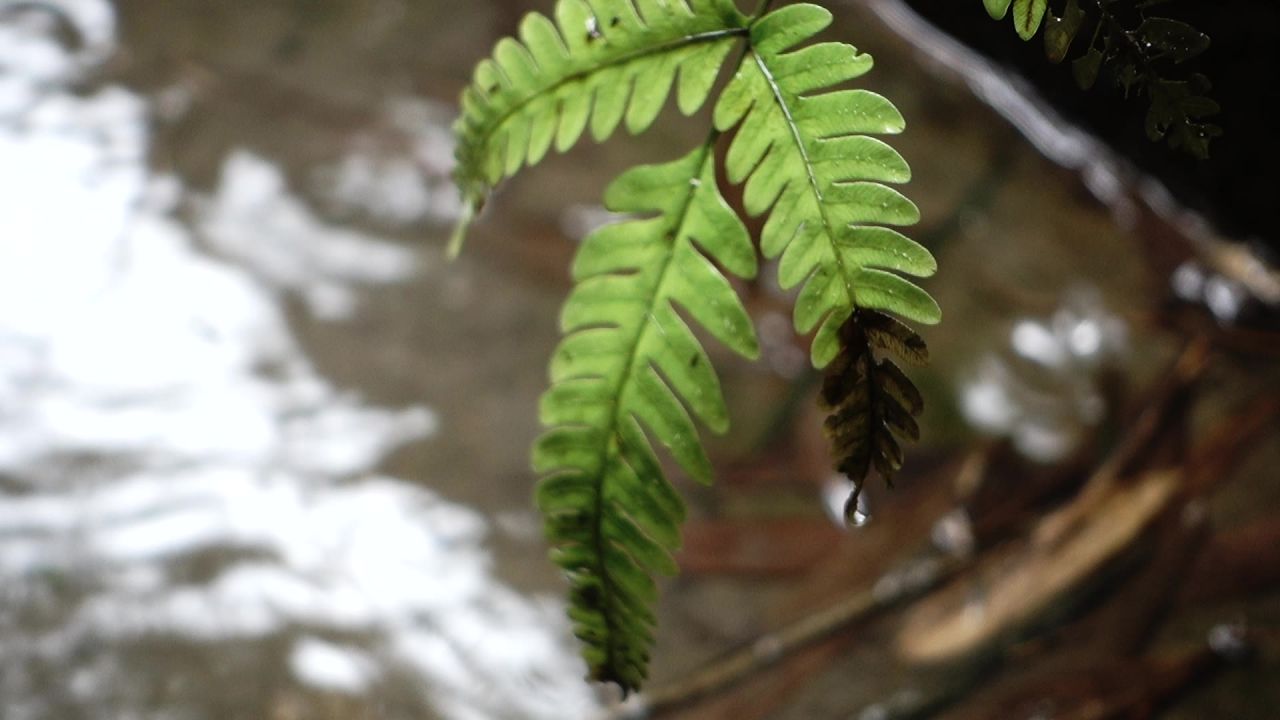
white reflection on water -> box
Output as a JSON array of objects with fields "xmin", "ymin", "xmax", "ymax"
[
  {"xmin": 960, "ymin": 288, "xmax": 1127, "ymax": 463},
  {"xmin": 291, "ymin": 636, "xmax": 379, "ymax": 695},
  {"xmin": 314, "ymin": 96, "xmax": 462, "ymax": 229},
  {"xmin": 198, "ymin": 150, "xmax": 420, "ymax": 320},
  {"xmin": 0, "ymin": 3, "xmax": 595, "ymax": 718}
]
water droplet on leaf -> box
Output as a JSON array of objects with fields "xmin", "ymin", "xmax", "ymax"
[
  {"xmin": 844, "ymin": 488, "xmax": 870, "ymax": 527},
  {"xmin": 849, "ymin": 507, "xmax": 871, "ymax": 527}
]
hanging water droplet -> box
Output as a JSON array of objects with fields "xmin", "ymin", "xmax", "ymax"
[
  {"xmin": 844, "ymin": 486, "xmax": 870, "ymax": 527},
  {"xmin": 849, "ymin": 507, "xmax": 871, "ymax": 527}
]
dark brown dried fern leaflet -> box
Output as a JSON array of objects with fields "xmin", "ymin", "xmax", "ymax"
[{"xmin": 821, "ymin": 311, "xmax": 928, "ymax": 521}]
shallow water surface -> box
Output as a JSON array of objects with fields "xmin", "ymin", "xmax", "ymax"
[{"xmin": 0, "ymin": 3, "xmax": 594, "ymax": 718}]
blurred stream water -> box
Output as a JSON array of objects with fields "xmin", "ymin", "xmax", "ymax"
[{"xmin": 0, "ymin": 3, "xmax": 595, "ymax": 718}]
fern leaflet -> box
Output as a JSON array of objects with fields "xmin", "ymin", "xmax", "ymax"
[
  {"xmin": 534, "ymin": 141, "xmax": 758, "ymax": 692},
  {"xmin": 821, "ymin": 311, "xmax": 927, "ymax": 520},
  {"xmin": 983, "ymin": 0, "xmax": 1049, "ymax": 40},
  {"xmin": 715, "ymin": 3, "xmax": 940, "ymax": 366},
  {"xmin": 450, "ymin": 0, "xmax": 748, "ymax": 254},
  {"xmin": 713, "ymin": 3, "xmax": 938, "ymax": 504}
]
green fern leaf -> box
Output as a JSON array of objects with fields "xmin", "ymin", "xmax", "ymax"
[
  {"xmin": 535, "ymin": 141, "xmax": 758, "ymax": 692},
  {"xmin": 1011, "ymin": 0, "xmax": 1049, "ymax": 41},
  {"xmin": 715, "ymin": 3, "xmax": 939, "ymax": 369},
  {"xmin": 713, "ymin": 3, "xmax": 937, "ymax": 503},
  {"xmin": 984, "ymin": 0, "xmax": 1012, "ymax": 20},
  {"xmin": 982, "ymin": 0, "xmax": 1047, "ymax": 39},
  {"xmin": 450, "ymin": 0, "xmax": 749, "ymax": 255}
]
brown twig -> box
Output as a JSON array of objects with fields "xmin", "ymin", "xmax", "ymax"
[{"xmin": 627, "ymin": 553, "xmax": 964, "ymax": 718}]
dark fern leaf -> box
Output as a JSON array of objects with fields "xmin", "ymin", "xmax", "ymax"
[
  {"xmin": 862, "ymin": 310, "xmax": 930, "ymax": 367},
  {"xmin": 1136, "ymin": 16, "xmax": 1210, "ymax": 64},
  {"xmin": 1043, "ymin": 0, "xmax": 1086, "ymax": 63},
  {"xmin": 1145, "ymin": 73, "xmax": 1221, "ymax": 159},
  {"xmin": 821, "ymin": 311, "xmax": 928, "ymax": 520},
  {"xmin": 979, "ymin": 0, "xmax": 1221, "ymax": 158}
]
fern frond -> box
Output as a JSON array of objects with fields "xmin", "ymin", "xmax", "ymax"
[
  {"xmin": 821, "ymin": 311, "xmax": 928, "ymax": 520},
  {"xmin": 715, "ymin": 3, "xmax": 940, "ymax": 368},
  {"xmin": 713, "ymin": 3, "xmax": 937, "ymax": 501},
  {"xmin": 450, "ymin": 0, "xmax": 749, "ymax": 254},
  {"xmin": 534, "ymin": 141, "xmax": 758, "ymax": 692}
]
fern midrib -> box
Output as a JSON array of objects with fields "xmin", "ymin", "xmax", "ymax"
[
  {"xmin": 465, "ymin": 26, "xmax": 748, "ymax": 154},
  {"xmin": 586, "ymin": 139, "xmax": 718, "ymax": 675},
  {"xmin": 749, "ymin": 49, "xmax": 861, "ymax": 312},
  {"xmin": 854, "ymin": 322, "xmax": 883, "ymax": 478}
]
